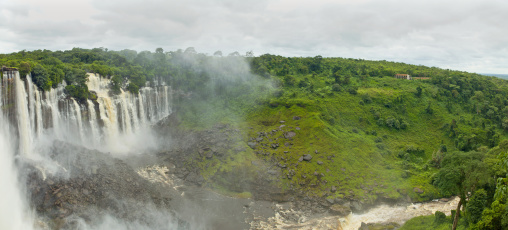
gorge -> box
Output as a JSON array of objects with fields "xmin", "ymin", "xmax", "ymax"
[{"xmin": 2, "ymin": 48, "xmax": 508, "ymax": 230}]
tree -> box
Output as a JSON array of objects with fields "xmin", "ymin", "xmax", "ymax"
[
  {"xmin": 228, "ymin": 51, "xmax": 240, "ymax": 57},
  {"xmin": 184, "ymin": 47, "xmax": 197, "ymax": 54},
  {"xmin": 155, "ymin": 47, "xmax": 164, "ymax": 54},
  {"xmin": 433, "ymin": 151, "xmax": 491, "ymax": 230},
  {"xmin": 19, "ymin": 62, "xmax": 31, "ymax": 78},
  {"xmin": 31, "ymin": 64, "xmax": 50, "ymax": 90},
  {"xmin": 416, "ymin": 86, "xmax": 422, "ymax": 97},
  {"xmin": 213, "ymin": 51, "xmax": 223, "ymax": 57},
  {"xmin": 466, "ymin": 189, "xmax": 488, "ymax": 225}
]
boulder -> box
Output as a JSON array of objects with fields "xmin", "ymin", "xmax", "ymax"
[
  {"xmin": 329, "ymin": 204, "xmax": 351, "ymax": 216},
  {"xmin": 247, "ymin": 142, "xmax": 257, "ymax": 149},
  {"xmin": 413, "ymin": 187, "xmax": 424, "ymax": 194},
  {"xmin": 284, "ymin": 131, "xmax": 296, "ymax": 139},
  {"xmin": 351, "ymin": 201, "xmax": 363, "ymax": 211},
  {"xmin": 303, "ymin": 154, "xmax": 312, "ymax": 161},
  {"xmin": 317, "ymin": 161, "xmax": 323, "ymax": 165}
]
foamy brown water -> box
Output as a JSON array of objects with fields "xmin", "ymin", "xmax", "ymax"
[{"xmin": 250, "ymin": 197, "xmax": 459, "ymax": 230}]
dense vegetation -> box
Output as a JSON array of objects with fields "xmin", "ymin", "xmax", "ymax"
[{"xmin": 3, "ymin": 48, "xmax": 508, "ymax": 229}]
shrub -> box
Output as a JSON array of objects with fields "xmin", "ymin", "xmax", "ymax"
[
  {"xmin": 126, "ymin": 83, "xmax": 139, "ymax": 94},
  {"xmin": 434, "ymin": 211, "xmax": 446, "ymax": 224},
  {"xmin": 332, "ymin": 84, "xmax": 342, "ymax": 92},
  {"xmin": 361, "ymin": 94, "xmax": 372, "ymax": 103}
]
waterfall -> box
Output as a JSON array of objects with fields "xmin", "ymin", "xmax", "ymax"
[
  {"xmin": 0, "ymin": 71, "xmax": 34, "ymax": 230},
  {"xmin": 14, "ymin": 72, "xmax": 33, "ymax": 156},
  {"xmin": 2, "ymin": 72, "xmax": 172, "ymax": 155},
  {"xmin": 34, "ymin": 85, "xmax": 43, "ymax": 138},
  {"xmin": 87, "ymin": 100, "xmax": 100, "ymax": 146},
  {"xmin": 72, "ymin": 98, "xmax": 85, "ymax": 142}
]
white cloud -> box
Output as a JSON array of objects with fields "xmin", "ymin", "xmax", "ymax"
[{"xmin": 0, "ymin": 0, "xmax": 507, "ymax": 73}]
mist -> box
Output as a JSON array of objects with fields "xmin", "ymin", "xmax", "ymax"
[{"xmin": 0, "ymin": 48, "xmax": 283, "ymax": 230}]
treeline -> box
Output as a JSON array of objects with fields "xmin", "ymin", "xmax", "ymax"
[
  {"xmin": 2, "ymin": 48, "xmax": 508, "ymax": 148},
  {"xmin": 0, "ymin": 48, "xmax": 255, "ymax": 102}
]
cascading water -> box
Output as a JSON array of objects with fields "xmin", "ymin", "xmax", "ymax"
[
  {"xmin": 14, "ymin": 71, "xmax": 33, "ymax": 156},
  {"xmin": 0, "ymin": 71, "xmax": 34, "ymax": 230},
  {"xmin": 2, "ymin": 72, "xmax": 172, "ymax": 156},
  {"xmin": 0, "ymin": 70, "xmax": 173, "ymax": 228}
]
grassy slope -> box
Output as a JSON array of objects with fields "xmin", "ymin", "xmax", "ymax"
[
  {"xmin": 180, "ymin": 72, "xmax": 504, "ymax": 203},
  {"xmin": 241, "ymin": 76, "xmax": 448, "ymax": 202},
  {"xmin": 399, "ymin": 215, "xmax": 468, "ymax": 230}
]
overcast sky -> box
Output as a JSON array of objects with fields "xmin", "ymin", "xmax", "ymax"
[{"xmin": 0, "ymin": 0, "xmax": 507, "ymax": 73}]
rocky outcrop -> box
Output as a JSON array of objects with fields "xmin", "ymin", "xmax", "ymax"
[
  {"xmin": 329, "ymin": 204, "xmax": 352, "ymax": 216},
  {"xmin": 25, "ymin": 141, "xmax": 174, "ymax": 228}
]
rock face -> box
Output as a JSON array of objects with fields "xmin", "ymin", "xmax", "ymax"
[
  {"xmin": 26, "ymin": 141, "xmax": 174, "ymax": 229},
  {"xmin": 329, "ymin": 204, "xmax": 352, "ymax": 216}
]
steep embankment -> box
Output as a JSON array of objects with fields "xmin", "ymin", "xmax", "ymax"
[{"xmin": 173, "ymin": 58, "xmax": 508, "ymax": 214}]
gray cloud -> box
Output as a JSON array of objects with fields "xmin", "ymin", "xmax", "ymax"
[{"xmin": 0, "ymin": 0, "xmax": 507, "ymax": 73}]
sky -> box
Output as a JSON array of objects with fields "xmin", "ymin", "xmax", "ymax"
[{"xmin": 0, "ymin": 0, "xmax": 507, "ymax": 73}]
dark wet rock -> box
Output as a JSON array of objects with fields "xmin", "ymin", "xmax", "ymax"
[
  {"xmin": 25, "ymin": 141, "xmax": 173, "ymax": 223},
  {"xmin": 351, "ymin": 201, "xmax": 364, "ymax": 212},
  {"xmin": 186, "ymin": 172, "xmax": 205, "ymax": 186},
  {"xmin": 293, "ymin": 116, "xmax": 301, "ymax": 120},
  {"xmin": 329, "ymin": 204, "xmax": 351, "ymax": 216},
  {"xmin": 303, "ymin": 154, "xmax": 312, "ymax": 161}
]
